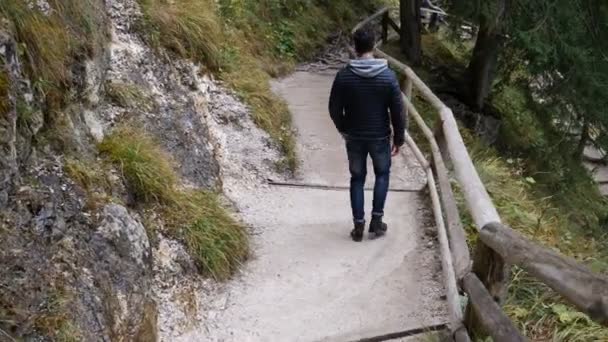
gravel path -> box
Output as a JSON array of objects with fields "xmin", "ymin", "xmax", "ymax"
[{"xmin": 185, "ymin": 71, "xmax": 449, "ymax": 341}]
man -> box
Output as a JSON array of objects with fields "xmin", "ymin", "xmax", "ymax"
[{"xmin": 328, "ymin": 25, "xmax": 407, "ymax": 242}]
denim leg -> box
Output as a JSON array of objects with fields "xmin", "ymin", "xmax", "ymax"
[
  {"xmin": 369, "ymin": 139, "xmax": 391, "ymax": 218},
  {"xmin": 346, "ymin": 140, "xmax": 367, "ymax": 223}
]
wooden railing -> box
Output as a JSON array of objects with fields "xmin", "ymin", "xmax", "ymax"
[{"xmin": 353, "ymin": 7, "xmax": 608, "ymax": 341}]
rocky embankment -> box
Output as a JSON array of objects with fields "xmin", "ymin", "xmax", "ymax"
[{"xmin": 0, "ymin": 0, "xmax": 280, "ymax": 340}]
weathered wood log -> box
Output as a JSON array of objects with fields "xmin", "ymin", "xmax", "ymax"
[
  {"xmin": 404, "ymin": 77, "xmax": 413, "ymax": 119},
  {"xmin": 378, "ymin": 47, "xmax": 501, "ymax": 229},
  {"xmin": 427, "ymin": 169, "xmax": 464, "ymax": 332},
  {"xmin": 480, "ymin": 222, "xmax": 608, "ymax": 325},
  {"xmin": 472, "ymin": 242, "xmax": 510, "ymax": 303},
  {"xmin": 375, "ymin": 49, "xmax": 445, "ymax": 110},
  {"xmin": 465, "ymin": 241, "xmax": 510, "ymax": 336},
  {"xmin": 352, "ymin": 7, "xmax": 390, "ymax": 34},
  {"xmin": 401, "ymin": 95, "xmax": 471, "ymax": 280},
  {"xmin": 381, "ymin": 12, "xmax": 389, "ymax": 43},
  {"xmin": 404, "ymin": 136, "xmax": 462, "ymax": 331},
  {"xmin": 404, "ymin": 134, "xmax": 430, "ymax": 169},
  {"xmin": 434, "ymin": 119, "xmax": 451, "ymax": 166},
  {"xmin": 439, "ymin": 107, "xmax": 501, "ymax": 229},
  {"xmin": 463, "ymin": 273, "xmax": 526, "ymax": 342},
  {"xmin": 387, "ymin": 17, "xmax": 401, "ymax": 35}
]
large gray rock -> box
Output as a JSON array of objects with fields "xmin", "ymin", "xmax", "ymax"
[
  {"xmin": 97, "ymin": 204, "xmax": 151, "ymax": 267},
  {"xmin": 87, "ymin": 203, "xmax": 156, "ymax": 341},
  {"xmin": 0, "ymin": 160, "xmax": 158, "ymax": 341}
]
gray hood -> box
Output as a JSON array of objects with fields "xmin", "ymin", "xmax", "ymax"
[{"xmin": 348, "ymin": 58, "xmax": 388, "ymax": 78}]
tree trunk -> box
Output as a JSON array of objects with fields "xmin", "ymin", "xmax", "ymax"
[
  {"xmin": 400, "ymin": 0, "xmax": 422, "ymax": 65},
  {"xmin": 466, "ymin": 0, "xmax": 509, "ymax": 110}
]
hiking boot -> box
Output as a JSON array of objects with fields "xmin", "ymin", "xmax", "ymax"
[
  {"xmin": 350, "ymin": 221, "xmax": 365, "ymax": 242},
  {"xmin": 369, "ymin": 217, "xmax": 388, "ymax": 239}
]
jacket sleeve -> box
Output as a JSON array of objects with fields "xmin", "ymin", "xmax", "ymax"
[
  {"xmin": 328, "ymin": 72, "xmax": 346, "ymax": 133},
  {"xmin": 388, "ymin": 72, "xmax": 406, "ymax": 147}
]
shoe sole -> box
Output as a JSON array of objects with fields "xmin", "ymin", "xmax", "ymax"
[{"xmin": 368, "ymin": 231, "xmax": 386, "ymax": 240}]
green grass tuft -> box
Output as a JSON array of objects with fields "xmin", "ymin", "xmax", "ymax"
[
  {"xmin": 100, "ymin": 124, "xmax": 248, "ymax": 278},
  {"xmin": 165, "ymin": 190, "xmax": 249, "ymax": 280},
  {"xmin": 99, "ymin": 125, "xmax": 177, "ymax": 204},
  {"xmin": 137, "ymin": 0, "xmax": 222, "ymax": 71},
  {"xmin": 1, "ymin": 2, "xmax": 70, "ymax": 92}
]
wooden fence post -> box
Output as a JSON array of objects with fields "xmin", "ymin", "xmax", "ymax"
[
  {"xmin": 434, "ymin": 119, "xmax": 451, "ymax": 166},
  {"xmin": 402, "ymin": 94, "xmax": 472, "ymax": 281},
  {"xmin": 382, "ymin": 12, "xmax": 389, "ymax": 44},
  {"xmin": 465, "ymin": 240, "xmax": 511, "ymax": 338},
  {"xmin": 403, "ymin": 76, "xmax": 413, "ymax": 118}
]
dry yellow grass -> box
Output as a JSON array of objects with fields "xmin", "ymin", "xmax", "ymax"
[
  {"xmin": 138, "ymin": 0, "xmax": 222, "ymax": 70},
  {"xmin": 0, "ymin": 0, "xmax": 108, "ymax": 113}
]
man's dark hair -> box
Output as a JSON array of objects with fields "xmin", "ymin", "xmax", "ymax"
[{"xmin": 353, "ymin": 25, "xmax": 376, "ymax": 55}]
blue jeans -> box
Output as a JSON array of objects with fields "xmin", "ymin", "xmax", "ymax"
[{"xmin": 345, "ymin": 138, "xmax": 391, "ymax": 223}]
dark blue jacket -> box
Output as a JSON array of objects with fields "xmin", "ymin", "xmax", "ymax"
[{"xmin": 329, "ymin": 59, "xmax": 406, "ymax": 146}]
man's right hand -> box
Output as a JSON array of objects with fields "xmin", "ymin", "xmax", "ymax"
[{"xmin": 391, "ymin": 144, "xmax": 400, "ymax": 157}]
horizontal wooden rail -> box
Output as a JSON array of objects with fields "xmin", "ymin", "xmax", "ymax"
[
  {"xmin": 480, "ymin": 222, "xmax": 608, "ymax": 324},
  {"xmin": 404, "ymin": 134, "xmax": 463, "ymax": 334},
  {"xmin": 375, "ymin": 48, "xmax": 501, "ymax": 230},
  {"xmin": 352, "ymin": 7, "xmax": 390, "ymax": 35},
  {"xmin": 402, "ymin": 94, "xmax": 472, "ymax": 280}
]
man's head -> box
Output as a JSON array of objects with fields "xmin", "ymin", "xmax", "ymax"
[{"xmin": 353, "ymin": 25, "xmax": 376, "ymax": 55}]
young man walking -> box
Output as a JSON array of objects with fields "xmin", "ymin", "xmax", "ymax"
[{"xmin": 328, "ymin": 26, "xmax": 407, "ymax": 242}]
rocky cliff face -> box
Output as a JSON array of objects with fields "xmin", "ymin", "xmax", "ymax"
[{"xmin": 0, "ymin": 0, "xmax": 280, "ymax": 340}]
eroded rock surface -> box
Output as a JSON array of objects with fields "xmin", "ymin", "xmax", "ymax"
[{"xmin": 0, "ymin": 0, "xmax": 269, "ymax": 339}]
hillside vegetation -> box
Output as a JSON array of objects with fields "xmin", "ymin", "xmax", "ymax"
[
  {"xmin": 137, "ymin": 0, "xmax": 378, "ymax": 171},
  {"xmin": 385, "ymin": 30, "xmax": 608, "ymax": 340}
]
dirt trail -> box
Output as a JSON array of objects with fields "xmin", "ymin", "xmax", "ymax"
[{"xmin": 196, "ymin": 71, "xmax": 448, "ymax": 341}]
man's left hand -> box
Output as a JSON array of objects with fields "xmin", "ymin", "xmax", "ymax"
[{"xmin": 391, "ymin": 145, "xmax": 400, "ymax": 157}]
